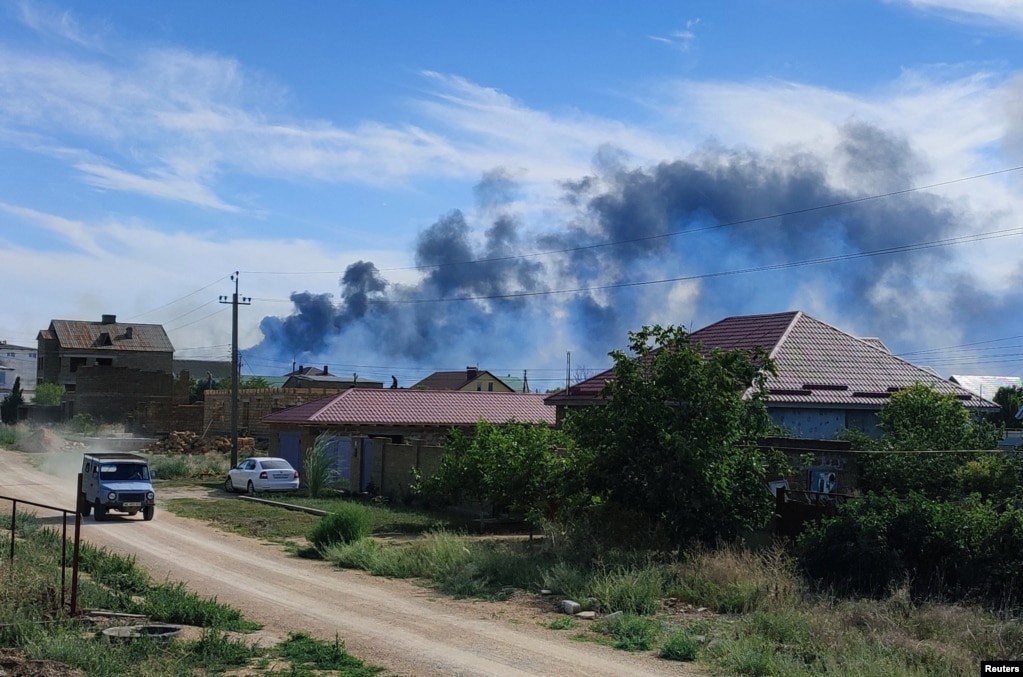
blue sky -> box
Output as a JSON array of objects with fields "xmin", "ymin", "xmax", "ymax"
[{"xmin": 2, "ymin": 0, "xmax": 1023, "ymax": 390}]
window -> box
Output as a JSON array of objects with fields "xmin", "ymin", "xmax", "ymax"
[
  {"xmin": 97, "ymin": 358, "xmax": 113, "ymax": 367},
  {"xmin": 69, "ymin": 357, "xmax": 87, "ymax": 372},
  {"xmin": 487, "ymin": 382, "xmax": 494, "ymax": 392}
]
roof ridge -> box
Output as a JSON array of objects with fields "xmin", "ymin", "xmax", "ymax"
[{"xmin": 769, "ymin": 310, "xmax": 803, "ymax": 359}]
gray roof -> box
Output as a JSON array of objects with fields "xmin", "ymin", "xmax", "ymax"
[
  {"xmin": 43, "ymin": 317, "xmax": 173, "ymax": 353},
  {"xmin": 546, "ymin": 311, "xmax": 997, "ymax": 411}
]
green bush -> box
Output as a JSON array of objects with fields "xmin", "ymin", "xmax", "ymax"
[
  {"xmin": 69, "ymin": 413, "xmax": 97, "ymax": 434},
  {"xmin": 592, "ymin": 613, "xmax": 660, "ymax": 652},
  {"xmin": 660, "ymin": 630, "xmax": 699, "ymax": 661},
  {"xmin": 33, "ymin": 382, "xmax": 63, "ymax": 406},
  {"xmin": 309, "ymin": 503, "xmax": 372, "ymax": 550}
]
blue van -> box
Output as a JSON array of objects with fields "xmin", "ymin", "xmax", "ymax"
[{"xmin": 78, "ymin": 452, "xmax": 156, "ymax": 521}]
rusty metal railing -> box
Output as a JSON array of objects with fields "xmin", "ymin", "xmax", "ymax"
[{"xmin": 1, "ymin": 489, "xmax": 82, "ymax": 615}]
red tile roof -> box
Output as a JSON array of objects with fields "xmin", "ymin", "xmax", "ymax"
[
  {"xmin": 264, "ymin": 389, "xmax": 556, "ymax": 426},
  {"xmin": 545, "ymin": 311, "xmax": 996, "ymax": 411}
]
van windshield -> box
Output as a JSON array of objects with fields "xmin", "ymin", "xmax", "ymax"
[{"xmin": 98, "ymin": 464, "xmax": 149, "ymax": 481}]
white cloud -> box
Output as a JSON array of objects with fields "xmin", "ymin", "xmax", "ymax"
[
  {"xmin": 894, "ymin": 0, "xmax": 1023, "ymax": 28},
  {"xmin": 16, "ymin": 1, "xmax": 105, "ymax": 49},
  {"xmin": 649, "ymin": 19, "xmax": 701, "ymax": 52}
]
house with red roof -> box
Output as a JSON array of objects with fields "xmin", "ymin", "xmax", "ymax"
[
  {"xmin": 263, "ymin": 389, "xmax": 557, "ymax": 494},
  {"xmin": 545, "ymin": 310, "xmax": 997, "ymax": 440}
]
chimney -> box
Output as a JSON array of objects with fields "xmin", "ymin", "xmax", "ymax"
[
  {"xmin": 466, "ymin": 366, "xmax": 478, "ymax": 380},
  {"xmin": 124, "ymin": 327, "xmax": 133, "ymax": 339},
  {"xmin": 323, "ymin": 364, "xmax": 329, "ymax": 375},
  {"xmin": 101, "ymin": 314, "xmax": 116, "ymax": 324}
]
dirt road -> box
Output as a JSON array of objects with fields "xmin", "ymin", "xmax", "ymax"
[{"xmin": 0, "ymin": 449, "xmax": 698, "ymax": 676}]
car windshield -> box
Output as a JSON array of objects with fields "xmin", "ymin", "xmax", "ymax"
[
  {"xmin": 99, "ymin": 463, "xmax": 149, "ymax": 481},
  {"xmin": 260, "ymin": 460, "xmax": 291, "ymax": 470}
]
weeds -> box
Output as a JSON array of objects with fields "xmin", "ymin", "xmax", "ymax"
[
  {"xmin": 276, "ymin": 632, "xmax": 383, "ymax": 675},
  {"xmin": 309, "ymin": 503, "xmax": 372, "ymax": 550},
  {"xmin": 546, "ymin": 616, "xmax": 577, "ymax": 630},
  {"xmin": 659, "ymin": 630, "xmax": 699, "ymax": 661},
  {"xmin": 591, "ymin": 613, "xmax": 661, "ymax": 652},
  {"xmin": 148, "ymin": 453, "xmax": 228, "ymax": 480},
  {"xmin": 0, "ymin": 423, "xmax": 18, "ymax": 447},
  {"xmin": 303, "ymin": 433, "xmax": 344, "ymax": 498}
]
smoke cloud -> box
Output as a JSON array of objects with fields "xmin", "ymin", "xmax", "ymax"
[{"xmin": 246, "ymin": 121, "xmax": 1021, "ymax": 382}]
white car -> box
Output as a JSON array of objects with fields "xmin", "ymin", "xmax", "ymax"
[{"xmin": 225, "ymin": 457, "xmax": 300, "ymax": 494}]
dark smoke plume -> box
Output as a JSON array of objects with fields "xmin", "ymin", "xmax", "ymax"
[{"xmin": 246, "ymin": 121, "xmax": 1016, "ymax": 379}]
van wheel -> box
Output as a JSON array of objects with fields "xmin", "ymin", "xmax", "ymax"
[
  {"xmin": 93, "ymin": 504, "xmax": 107, "ymax": 522},
  {"xmin": 79, "ymin": 494, "xmax": 92, "ymax": 517},
  {"xmin": 143, "ymin": 506, "xmax": 155, "ymax": 521}
]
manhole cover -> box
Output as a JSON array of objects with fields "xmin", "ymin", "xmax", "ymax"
[{"xmin": 101, "ymin": 624, "xmax": 182, "ymax": 643}]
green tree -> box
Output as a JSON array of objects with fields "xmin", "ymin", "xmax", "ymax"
[
  {"xmin": 565, "ymin": 324, "xmax": 783, "ymax": 548},
  {"xmin": 33, "ymin": 382, "xmax": 63, "ymax": 406},
  {"xmin": 420, "ymin": 420, "xmax": 589, "ymax": 524},
  {"xmin": 857, "ymin": 384, "xmax": 1005, "ymax": 500},
  {"xmin": 802, "ymin": 384, "xmax": 1023, "ymax": 603},
  {"xmin": 0, "ymin": 376, "xmax": 24, "ymax": 424},
  {"xmin": 240, "ymin": 375, "xmax": 272, "ymax": 389},
  {"xmin": 988, "ymin": 386, "xmax": 1023, "ymax": 430}
]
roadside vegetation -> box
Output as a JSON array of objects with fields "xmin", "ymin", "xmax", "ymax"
[{"xmin": 0, "ymin": 510, "xmax": 383, "ymax": 675}]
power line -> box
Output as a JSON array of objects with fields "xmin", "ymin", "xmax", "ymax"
[{"xmin": 238, "ymin": 165, "xmax": 1023, "ymax": 277}]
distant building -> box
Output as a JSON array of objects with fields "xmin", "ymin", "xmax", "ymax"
[
  {"xmin": 411, "ymin": 366, "xmax": 520, "ymax": 393},
  {"xmin": 0, "ymin": 340, "xmax": 38, "ymax": 400},
  {"xmin": 36, "ymin": 314, "xmax": 177, "ymax": 421}
]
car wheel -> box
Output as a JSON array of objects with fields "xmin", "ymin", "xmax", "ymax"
[
  {"xmin": 79, "ymin": 494, "xmax": 92, "ymax": 517},
  {"xmin": 224, "ymin": 476, "xmax": 235, "ymax": 493},
  {"xmin": 143, "ymin": 506, "xmax": 155, "ymax": 521},
  {"xmin": 246, "ymin": 481, "xmax": 255, "ymax": 496},
  {"xmin": 93, "ymin": 504, "xmax": 107, "ymax": 522}
]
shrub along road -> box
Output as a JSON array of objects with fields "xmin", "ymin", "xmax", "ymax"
[{"xmin": 0, "ymin": 449, "xmax": 698, "ymax": 676}]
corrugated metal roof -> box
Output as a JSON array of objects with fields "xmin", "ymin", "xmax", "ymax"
[
  {"xmin": 264, "ymin": 389, "xmax": 557, "ymax": 426},
  {"xmin": 545, "ymin": 311, "xmax": 996, "ymax": 411},
  {"xmin": 48, "ymin": 318, "xmax": 173, "ymax": 352}
]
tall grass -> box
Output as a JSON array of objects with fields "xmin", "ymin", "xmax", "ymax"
[
  {"xmin": 0, "ymin": 423, "xmax": 18, "ymax": 447},
  {"xmin": 304, "ymin": 433, "xmax": 343, "ymax": 498},
  {"xmin": 148, "ymin": 453, "xmax": 228, "ymax": 480}
]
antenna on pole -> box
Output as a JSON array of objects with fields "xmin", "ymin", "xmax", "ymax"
[{"xmin": 219, "ymin": 272, "xmax": 251, "ymax": 469}]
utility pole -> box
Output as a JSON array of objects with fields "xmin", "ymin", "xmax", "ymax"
[{"xmin": 219, "ymin": 272, "xmax": 251, "ymax": 469}]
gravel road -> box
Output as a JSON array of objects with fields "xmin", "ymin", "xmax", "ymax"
[{"xmin": 0, "ymin": 449, "xmax": 699, "ymax": 676}]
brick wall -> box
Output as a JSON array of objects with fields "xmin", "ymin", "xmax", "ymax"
[
  {"xmin": 203, "ymin": 388, "xmax": 344, "ymax": 438},
  {"xmin": 74, "ymin": 365, "xmax": 181, "ymax": 423}
]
